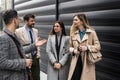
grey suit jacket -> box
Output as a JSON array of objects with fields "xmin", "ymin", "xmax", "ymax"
[{"xmin": 0, "ymin": 28, "xmax": 37, "ymax": 80}]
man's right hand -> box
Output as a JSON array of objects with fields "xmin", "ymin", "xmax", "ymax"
[
  {"xmin": 35, "ymin": 37, "xmax": 47, "ymax": 47},
  {"xmin": 26, "ymin": 59, "xmax": 32, "ymax": 68}
]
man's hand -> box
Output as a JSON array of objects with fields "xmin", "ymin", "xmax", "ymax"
[
  {"xmin": 35, "ymin": 37, "xmax": 47, "ymax": 47},
  {"xmin": 26, "ymin": 59, "xmax": 32, "ymax": 68}
]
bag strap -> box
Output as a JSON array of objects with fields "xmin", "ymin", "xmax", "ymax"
[{"xmin": 4, "ymin": 31, "xmax": 24, "ymax": 58}]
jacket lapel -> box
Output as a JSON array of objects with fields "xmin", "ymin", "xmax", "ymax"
[
  {"xmin": 81, "ymin": 29, "xmax": 92, "ymax": 42},
  {"xmin": 59, "ymin": 36, "xmax": 65, "ymax": 54},
  {"xmin": 22, "ymin": 26, "xmax": 30, "ymax": 44},
  {"xmin": 51, "ymin": 35, "xmax": 57, "ymax": 59},
  {"xmin": 74, "ymin": 30, "xmax": 81, "ymax": 44},
  {"xmin": 33, "ymin": 29, "xmax": 37, "ymax": 40},
  {"xmin": 74, "ymin": 29, "xmax": 91, "ymax": 44},
  {"xmin": 81, "ymin": 33, "xmax": 88, "ymax": 42}
]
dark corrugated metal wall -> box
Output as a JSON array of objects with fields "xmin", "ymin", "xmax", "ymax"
[
  {"xmin": 14, "ymin": 0, "xmax": 120, "ymax": 80},
  {"xmin": 0, "ymin": 13, "xmax": 3, "ymax": 30},
  {"xmin": 59, "ymin": 0, "xmax": 120, "ymax": 80}
]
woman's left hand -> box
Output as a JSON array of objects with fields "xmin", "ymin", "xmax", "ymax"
[
  {"xmin": 79, "ymin": 46, "xmax": 87, "ymax": 52},
  {"xmin": 54, "ymin": 63, "xmax": 61, "ymax": 70}
]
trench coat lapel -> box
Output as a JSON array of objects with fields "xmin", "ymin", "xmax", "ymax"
[
  {"xmin": 81, "ymin": 33, "xmax": 88, "ymax": 42},
  {"xmin": 74, "ymin": 31, "xmax": 81, "ymax": 43},
  {"xmin": 81, "ymin": 28, "xmax": 92, "ymax": 42},
  {"xmin": 75, "ymin": 30, "xmax": 89, "ymax": 44}
]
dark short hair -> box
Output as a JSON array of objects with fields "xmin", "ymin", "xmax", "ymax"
[
  {"xmin": 23, "ymin": 14, "xmax": 35, "ymax": 21},
  {"xmin": 2, "ymin": 9, "xmax": 18, "ymax": 25}
]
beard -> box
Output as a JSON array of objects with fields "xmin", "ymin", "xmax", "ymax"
[
  {"xmin": 16, "ymin": 25, "xmax": 19, "ymax": 29},
  {"xmin": 29, "ymin": 24, "xmax": 34, "ymax": 28},
  {"xmin": 15, "ymin": 23, "xmax": 19, "ymax": 29},
  {"xmin": 30, "ymin": 25, "xmax": 34, "ymax": 28}
]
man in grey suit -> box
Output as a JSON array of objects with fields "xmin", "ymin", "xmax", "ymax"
[{"xmin": 0, "ymin": 9, "xmax": 46, "ymax": 80}]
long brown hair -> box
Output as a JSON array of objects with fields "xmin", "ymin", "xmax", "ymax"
[
  {"xmin": 70, "ymin": 13, "xmax": 92, "ymax": 36},
  {"xmin": 49, "ymin": 21, "xmax": 66, "ymax": 35}
]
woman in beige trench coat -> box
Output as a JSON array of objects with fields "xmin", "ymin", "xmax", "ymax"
[{"xmin": 68, "ymin": 14, "xmax": 101, "ymax": 80}]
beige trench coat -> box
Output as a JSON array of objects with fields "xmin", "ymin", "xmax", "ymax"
[{"xmin": 68, "ymin": 28, "xmax": 101, "ymax": 80}]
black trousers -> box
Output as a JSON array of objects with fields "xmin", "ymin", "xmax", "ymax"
[
  {"xmin": 31, "ymin": 54, "xmax": 40, "ymax": 80},
  {"xmin": 71, "ymin": 55, "xmax": 83, "ymax": 80}
]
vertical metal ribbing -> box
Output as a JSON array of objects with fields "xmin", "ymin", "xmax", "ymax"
[
  {"xmin": 56, "ymin": 0, "xmax": 59, "ymax": 20},
  {"xmin": 12, "ymin": 0, "xmax": 14, "ymax": 9}
]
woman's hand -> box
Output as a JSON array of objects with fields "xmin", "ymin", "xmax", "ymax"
[
  {"xmin": 74, "ymin": 49, "xmax": 80, "ymax": 54},
  {"xmin": 69, "ymin": 47, "xmax": 80, "ymax": 55},
  {"xmin": 54, "ymin": 63, "xmax": 61, "ymax": 70},
  {"xmin": 79, "ymin": 46, "xmax": 87, "ymax": 52}
]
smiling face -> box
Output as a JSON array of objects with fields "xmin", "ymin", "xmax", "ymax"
[
  {"xmin": 25, "ymin": 17, "xmax": 35, "ymax": 28},
  {"xmin": 54, "ymin": 23, "xmax": 62, "ymax": 33},
  {"xmin": 73, "ymin": 16, "xmax": 83, "ymax": 28}
]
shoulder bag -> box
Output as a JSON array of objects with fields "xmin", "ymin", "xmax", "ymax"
[{"xmin": 87, "ymin": 51, "xmax": 102, "ymax": 64}]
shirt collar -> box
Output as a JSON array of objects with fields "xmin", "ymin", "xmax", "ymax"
[
  {"xmin": 25, "ymin": 25, "xmax": 33, "ymax": 31},
  {"xmin": 79, "ymin": 29, "xmax": 86, "ymax": 34},
  {"xmin": 3, "ymin": 27, "xmax": 16, "ymax": 37},
  {"xmin": 75, "ymin": 28, "xmax": 93, "ymax": 34}
]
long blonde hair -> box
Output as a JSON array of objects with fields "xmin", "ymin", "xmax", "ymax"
[{"xmin": 70, "ymin": 14, "xmax": 92, "ymax": 37}]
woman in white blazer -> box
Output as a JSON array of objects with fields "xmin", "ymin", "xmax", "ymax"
[{"xmin": 46, "ymin": 21, "xmax": 71, "ymax": 80}]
